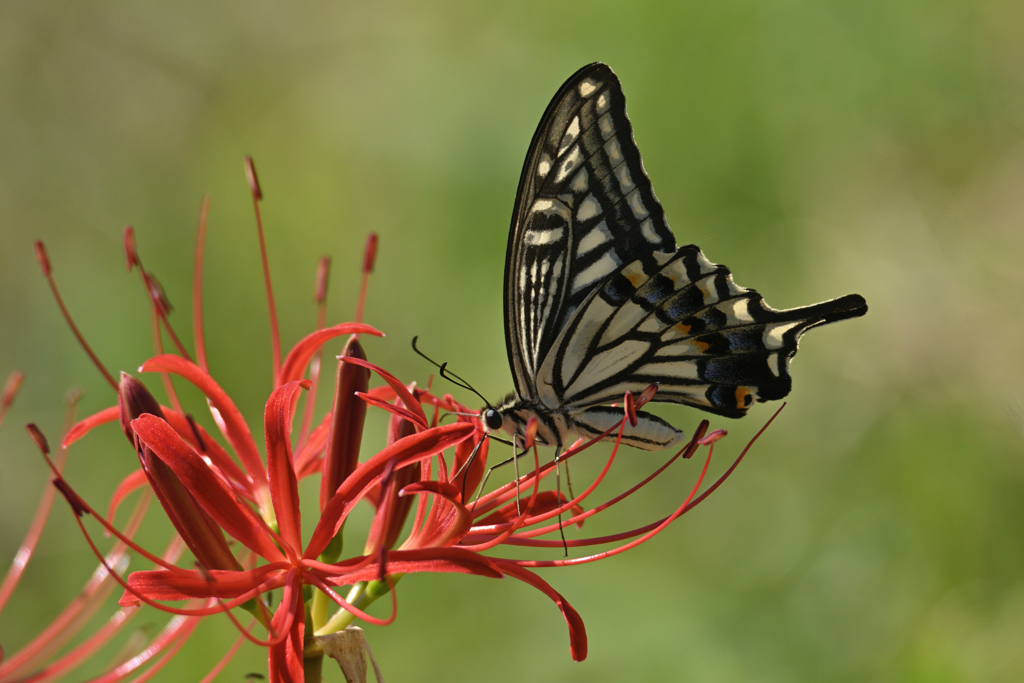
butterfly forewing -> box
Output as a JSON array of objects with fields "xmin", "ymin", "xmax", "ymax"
[{"xmin": 505, "ymin": 63, "xmax": 676, "ymax": 402}]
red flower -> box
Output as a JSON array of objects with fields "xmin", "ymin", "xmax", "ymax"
[{"xmin": 3, "ymin": 159, "xmax": 776, "ymax": 683}]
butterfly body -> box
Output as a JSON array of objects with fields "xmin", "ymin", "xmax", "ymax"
[{"xmin": 488, "ymin": 63, "xmax": 867, "ymax": 451}]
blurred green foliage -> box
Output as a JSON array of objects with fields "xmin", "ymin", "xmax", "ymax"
[{"xmin": 2, "ymin": 1, "xmax": 1023, "ymax": 681}]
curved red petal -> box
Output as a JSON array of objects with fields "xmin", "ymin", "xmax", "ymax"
[
  {"xmin": 106, "ymin": 469, "xmax": 150, "ymax": 520},
  {"xmin": 315, "ymin": 547, "xmax": 504, "ymax": 582},
  {"xmin": 306, "ymin": 422, "xmax": 475, "ymax": 559},
  {"xmin": 131, "ymin": 414, "xmax": 285, "ymax": 563},
  {"xmin": 264, "ymin": 381, "xmax": 306, "ymax": 552},
  {"xmin": 363, "ymin": 385, "xmax": 397, "ymax": 403},
  {"xmin": 268, "ymin": 573, "xmax": 304, "ymax": 683},
  {"xmin": 140, "ymin": 355, "xmax": 267, "ymax": 489},
  {"xmin": 475, "ymin": 491, "xmax": 584, "ymax": 528},
  {"xmin": 452, "ymin": 433, "xmax": 488, "ymax": 501},
  {"xmin": 278, "ymin": 323, "xmax": 383, "ymax": 386},
  {"xmin": 294, "ymin": 411, "xmax": 331, "ymax": 476},
  {"xmin": 338, "ymin": 357, "xmax": 427, "ymax": 429},
  {"xmin": 124, "ymin": 566, "xmax": 278, "ymax": 602},
  {"xmin": 398, "ymin": 480, "xmax": 474, "ymax": 548},
  {"xmin": 63, "ymin": 406, "xmax": 119, "ymax": 448},
  {"xmin": 356, "ymin": 392, "xmax": 423, "ymax": 425},
  {"xmin": 399, "ymin": 480, "xmax": 460, "ymax": 500},
  {"xmin": 161, "ymin": 408, "xmax": 251, "ymax": 494},
  {"xmin": 496, "ymin": 561, "xmax": 588, "ymax": 662}
]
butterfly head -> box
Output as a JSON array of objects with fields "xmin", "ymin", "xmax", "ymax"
[
  {"xmin": 481, "ymin": 394, "xmax": 566, "ymax": 450},
  {"xmin": 480, "ymin": 392, "xmax": 517, "ymax": 441},
  {"xmin": 482, "ymin": 407, "xmax": 504, "ymax": 432}
]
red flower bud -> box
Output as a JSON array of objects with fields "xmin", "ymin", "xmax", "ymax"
[
  {"xmin": 320, "ymin": 338, "xmax": 370, "ymax": 511},
  {"xmin": 118, "ymin": 373, "xmax": 240, "ymax": 571},
  {"xmin": 118, "ymin": 372, "xmax": 164, "ymax": 457}
]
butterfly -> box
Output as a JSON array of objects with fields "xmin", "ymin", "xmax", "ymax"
[{"xmin": 480, "ymin": 63, "xmax": 867, "ymax": 452}]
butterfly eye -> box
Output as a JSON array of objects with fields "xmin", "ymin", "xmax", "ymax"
[{"xmin": 483, "ymin": 409, "xmax": 503, "ymax": 431}]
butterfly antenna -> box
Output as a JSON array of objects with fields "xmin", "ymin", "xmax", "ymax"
[{"xmin": 411, "ymin": 336, "xmax": 492, "ymax": 407}]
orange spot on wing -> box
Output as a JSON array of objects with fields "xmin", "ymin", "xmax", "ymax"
[
  {"xmin": 626, "ymin": 271, "xmax": 646, "ymax": 287},
  {"xmin": 674, "ymin": 322, "xmax": 691, "ymax": 336},
  {"xmin": 734, "ymin": 386, "xmax": 753, "ymax": 410}
]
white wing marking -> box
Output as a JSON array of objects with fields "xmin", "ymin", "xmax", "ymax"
[
  {"xmin": 558, "ymin": 117, "xmax": 581, "ymax": 156},
  {"xmin": 604, "ymin": 137, "xmax": 623, "ymax": 166},
  {"xmin": 696, "ymin": 276, "xmax": 719, "ymax": 306},
  {"xmin": 764, "ymin": 322, "xmax": 800, "ymax": 350},
  {"xmin": 524, "ymin": 227, "xmax": 565, "ymax": 246},
  {"xmin": 576, "ymin": 220, "xmax": 611, "ymax": 256},
  {"xmin": 576, "ymin": 194, "xmax": 602, "ymax": 222},
  {"xmin": 572, "ymin": 251, "xmax": 621, "ymax": 293},
  {"xmin": 614, "ymin": 163, "xmax": 636, "ymax": 194},
  {"xmin": 626, "ymin": 188, "xmax": 649, "ymax": 221},
  {"xmin": 640, "ymin": 218, "xmax": 659, "ymax": 243},
  {"xmin": 695, "ymin": 251, "xmax": 717, "ymax": 275},
  {"xmin": 654, "ymin": 337, "xmax": 713, "ymax": 357},
  {"xmin": 566, "ymin": 339, "xmax": 649, "ymax": 397},
  {"xmin": 556, "ymin": 145, "xmax": 583, "ymax": 183},
  {"xmin": 570, "ymin": 168, "xmax": 589, "ymax": 193},
  {"xmin": 552, "ymin": 296, "xmax": 616, "ymax": 389},
  {"xmin": 637, "ymin": 316, "xmax": 663, "ymax": 333},
  {"xmin": 601, "ymin": 300, "xmax": 651, "ymax": 345},
  {"xmin": 725, "ymin": 298, "xmax": 754, "ymax": 324},
  {"xmin": 639, "ymin": 360, "xmax": 700, "ymax": 380}
]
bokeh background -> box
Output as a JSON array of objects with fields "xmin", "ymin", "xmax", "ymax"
[{"xmin": 3, "ymin": 2, "xmax": 1024, "ymax": 681}]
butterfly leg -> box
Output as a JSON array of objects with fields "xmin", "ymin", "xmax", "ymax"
[
  {"xmin": 553, "ymin": 447, "xmax": 570, "ymax": 555},
  {"xmin": 470, "ymin": 444, "xmax": 530, "ymax": 514},
  {"xmin": 452, "ymin": 436, "xmax": 486, "ymax": 504},
  {"xmin": 512, "ymin": 436, "xmax": 522, "ymax": 514}
]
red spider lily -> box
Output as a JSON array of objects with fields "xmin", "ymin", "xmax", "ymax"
[{"xmin": 3, "ymin": 159, "xmax": 776, "ymax": 683}]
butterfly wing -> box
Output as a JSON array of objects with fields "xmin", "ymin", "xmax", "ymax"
[
  {"xmin": 504, "ymin": 63, "xmax": 676, "ymax": 404},
  {"xmin": 503, "ymin": 62, "xmax": 868, "ymax": 446},
  {"xmin": 539, "ymin": 246, "xmax": 867, "ymax": 418}
]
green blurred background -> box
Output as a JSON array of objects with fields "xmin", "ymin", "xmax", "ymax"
[{"xmin": 2, "ymin": 1, "xmax": 1024, "ymax": 681}]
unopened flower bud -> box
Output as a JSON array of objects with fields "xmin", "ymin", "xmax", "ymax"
[{"xmin": 320, "ymin": 337, "xmax": 370, "ymax": 511}]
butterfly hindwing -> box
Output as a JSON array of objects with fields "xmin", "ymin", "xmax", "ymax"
[
  {"xmin": 538, "ymin": 245, "xmax": 867, "ymax": 418},
  {"xmin": 505, "ymin": 63, "xmax": 675, "ymax": 401}
]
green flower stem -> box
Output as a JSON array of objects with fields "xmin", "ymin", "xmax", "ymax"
[
  {"xmin": 303, "ymin": 652, "xmax": 324, "ymax": 682},
  {"xmin": 314, "ymin": 574, "xmax": 403, "ymax": 636},
  {"xmin": 310, "ymin": 587, "xmax": 331, "ymax": 631}
]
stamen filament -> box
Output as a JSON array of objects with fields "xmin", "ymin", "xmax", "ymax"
[{"xmin": 245, "ymin": 156, "xmax": 281, "ymax": 386}]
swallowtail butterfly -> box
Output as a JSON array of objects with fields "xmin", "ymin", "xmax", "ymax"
[{"xmin": 481, "ymin": 63, "xmax": 867, "ymax": 451}]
